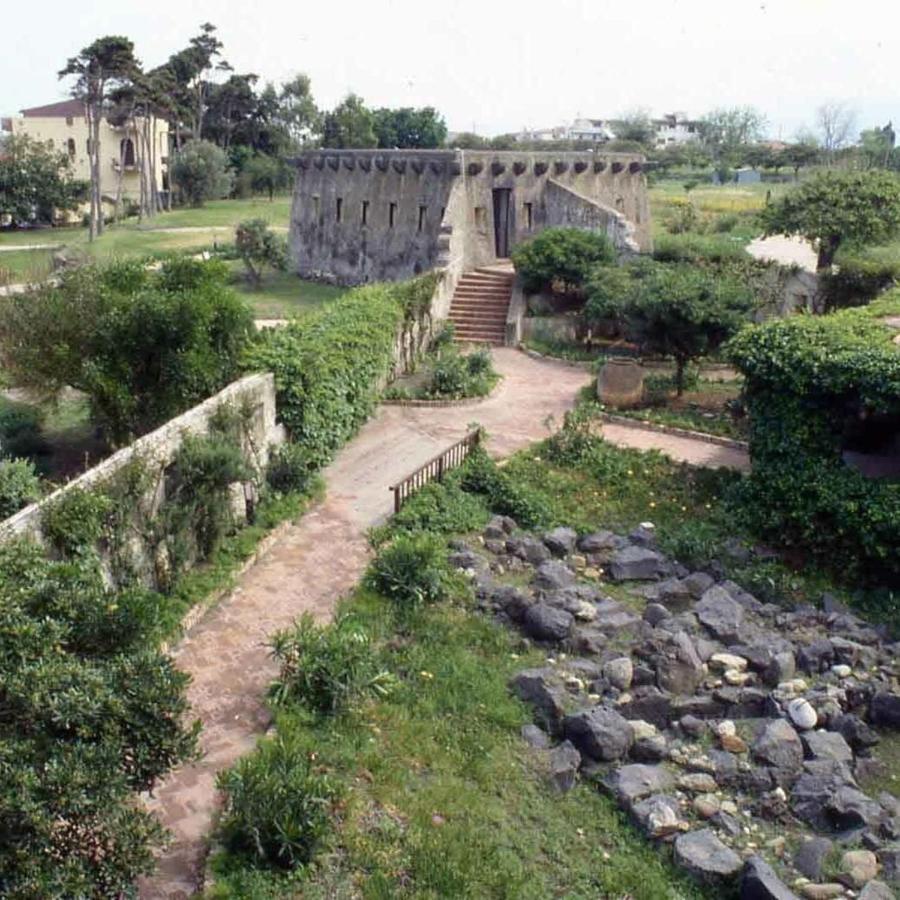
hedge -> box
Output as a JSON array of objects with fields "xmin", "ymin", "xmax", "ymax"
[
  {"xmin": 728, "ymin": 307, "xmax": 900, "ymax": 586},
  {"xmin": 245, "ymin": 273, "xmax": 437, "ymax": 468}
]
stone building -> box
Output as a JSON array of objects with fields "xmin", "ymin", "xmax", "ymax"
[{"xmin": 288, "ymin": 148, "xmax": 651, "ymax": 286}]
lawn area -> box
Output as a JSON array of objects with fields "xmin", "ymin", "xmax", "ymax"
[
  {"xmin": 229, "ymin": 265, "xmax": 346, "ymax": 319},
  {"xmin": 0, "ymin": 195, "xmax": 293, "ymax": 284}
]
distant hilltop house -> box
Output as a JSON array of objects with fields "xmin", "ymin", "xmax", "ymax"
[
  {"xmin": 651, "ymin": 112, "xmax": 701, "ymax": 147},
  {"xmin": 515, "ymin": 118, "xmax": 617, "ymax": 145},
  {"xmin": 1, "ymin": 99, "xmax": 169, "ymax": 208}
]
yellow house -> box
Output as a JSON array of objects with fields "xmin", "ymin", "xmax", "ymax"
[{"xmin": 2, "ymin": 99, "xmax": 170, "ymax": 207}]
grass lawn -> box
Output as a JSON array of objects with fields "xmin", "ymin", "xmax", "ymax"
[
  {"xmin": 0, "ymin": 196, "xmax": 292, "ymax": 283},
  {"xmin": 228, "ymin": 264, "xmax": 346, "ymax": 319}
]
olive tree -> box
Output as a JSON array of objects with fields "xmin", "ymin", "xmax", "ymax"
[
  {"xmin": 760, "ymin": 170, "xmax": 900, "ymax": 271},
  {"xmin": 587, "ymin": 261, "xmax": 753, "ymax": 394},
  {"xmin": 171, "ymin": 139, "xmax": 233, "ymax": 206}
]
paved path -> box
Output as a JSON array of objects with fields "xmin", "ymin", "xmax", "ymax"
[
  {"xmin": 747, "ymin": 234, "xmax": 818, "ymax": 271},
  {"xmin": 0, "ymin": 243, "xmax": 61, "ymax": 252},
  {"xmin": 138, "ymin": 349, "xmax": 749, "ymax": 897}
]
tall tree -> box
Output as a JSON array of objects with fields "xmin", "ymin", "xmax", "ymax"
[
  {"xmin": 372, "ymin": 106, "xmax": 448, "ymax": 149},
  {"xmin": 698, "ymin": 106, "xmax": 767, "ymax": 162},
  {"xmin": 59, "ymin": 36, "xmax": 138, "ymax": 240},
  {"xmin": 760, "ymin": 170, "xmax": 900, "ymax": 271},
  {"xmin": 613, "ymin": 107, "xmax": 657, "ymax": 146},
  {"xmin": 816, "ymin": 101, "xmax": 856, "ymax": 163},
  {"xmin": 278, "ymin": 74, "xmax": 321, "ymax": 150},
  {"xmin": 859, "ymin": 122, "xmax": 896, "ymax": 170},
  {"xmin": 322, "ymin": 94, "xmax": 376, "ymax": 148}
]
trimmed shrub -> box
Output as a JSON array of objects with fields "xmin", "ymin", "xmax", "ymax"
[
  {"xmin": 268, "ymin": 612, "xmax": 392, "ymax": 713},
  {"xmin": 728, "ymin": 309, "xmax": 900, "ymax": 585},
  {"xmin": 217, "ymin": 733, "xmax": 340, "ymax": 869},
  {"xmin": 245, "ymin": 274, "xmax": 437, "ymax": 468},
  {"xmin": 457, "ymin": 447, "xmax": 546, "ymax": 528},
  {"xmin": 0, "ymin": 457, "xmax": 42, "ymax": 519},
  {"xmin": 820, "ymin": 251, "xmax": 900, "ymax": 311},
  {"xmin": 511, "ymin": 227, "xmax": 616, "ymax": 296}
]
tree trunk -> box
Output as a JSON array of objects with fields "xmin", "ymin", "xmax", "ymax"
[
  {"xmin": 675, "ymin": 357, "xmax": 686, "ymax": 397},
  {"xmin": 817, "ymin": 236, "xmax": 840, "ymax": 272}
]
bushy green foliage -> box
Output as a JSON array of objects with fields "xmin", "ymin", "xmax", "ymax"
[
  {"xmin": 165, "ymin": 432, "xmax": 251, "ymax": 566},
  {"xmin": 368, "ymin": 533, "xmax": 454, "ymax": 611},
  {"xmin": 217, "ymin": 732, "xmax": 341, "ymax": 869},
  {"xmin": 266, "ymin": 442, "xmax": 313, "ymax": 495},
  {"xmin": 0, "ymin": 457, "xmax": 42, "ymax": 519},
  {"xmin": 245, "ymin": 276, "xmax": 435, "ymax": 468},
  {"xmin": 820, "ymin": 250, "xmax": 900, "ymax": 311},
  {"xmin": 42, "ymin": 487, "xmax": 113, "ymax": 557},
  {"xmin": 0, "ymin": 258, "xmax": 254, "ymax": 443},
  {"xmin": 760, "ymin": 170, "xmax": 900, "ymax": 270},
  {"xmin": 511, "ymin": 227, "xmax": 616, "ymax": 295},
  {"xmin": 587, "ymin": 260, "xmax": 753, "ymax": 393},
  {"xmin": 0, "ymin": 399, "xmax": 47, "ymax": 462},
  {"xmin": 269, "ymin": 613, "xmax": 392, "ymax": 713},
  {"xmin": 0, "ymin": 543, "xmax": 198, "ymax": 896},
  {"xmin": 426, "ymin": 346, "xmax": 498, "ymax": 399},
  {"xmin": 172, "ymin": 139, "xmax": 234, "ymax": 206},
  {"xmin": 0, "ymin": 133, "xmax": 87, "ymax": 226},
  {"xmin": 371, "ymin": 480, "xmax": 490, "ymax": 546},
  {"xmin": 652, "ymin": 232, "xmax": 749, "ymax": 264},
  {"xmin": 457, "ymin": 446, "xmax": 546, "ymax": 528},
  {"xmin": 235, "ymin": 218, "xmax": 288, "ymax": 285},
  {"xmin": 728, "ymin": 309, "xmax": 900, "ymax": 585}
]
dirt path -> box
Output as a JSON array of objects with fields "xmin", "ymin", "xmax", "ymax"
[
  {"xmin": 746, "ymin": 234, "xmax": 818, "ymax": 271},
  {"xmin": 138, "ymin": 349, "xmax": 749, "ymax": 897}
]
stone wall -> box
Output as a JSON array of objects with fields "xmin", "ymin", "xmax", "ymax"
[
  {"xmin": 0, "ymin": 374, "xmax": 284, "ymax": 589},
  {"xmin": 289, "ymin": 149, "xmax": 651, "ymax": 287}
]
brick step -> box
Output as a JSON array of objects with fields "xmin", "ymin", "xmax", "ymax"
[
  {"xmin": 453, "ymin": 287, "xmax": 512, "ymax": 297},
  {"xmin": 450, "ymin": 316, "xmax": 508, "ymax": 327},
  {"xmin": 459, "ymin": 277, "xmax": 513, "ymax": 287},
  {"xmin": 450, "ymin": 297, "xmax": 509, "ymax": 311},
  {"xmin": 451, "ymin": 322, "xmax": 506, "ymax": 335}
]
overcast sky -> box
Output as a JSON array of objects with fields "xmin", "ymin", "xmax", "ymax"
[{"xmin": 2, "ymin": 0, "xmax": 897, "ymax": 139}]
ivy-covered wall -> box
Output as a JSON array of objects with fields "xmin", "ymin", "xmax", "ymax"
[
  {"xmin": 728, "ymin": 302, "xmax": 900, "ymax": 585},
  {"xmin": 0, "ymin": 373, "xmax": 284, "ymax": 591}
]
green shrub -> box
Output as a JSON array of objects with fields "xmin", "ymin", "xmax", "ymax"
[
  {"xmin": 424, "ymin": 346, "xmax": 498, "ymax": 400},
  {"xmin": 728, "ymin": 309, "xmax": 900, "ymax": 586},
  {"xmin": 820, "ymin": 251, "xmax": 900, "ymax": 311},
  {"xmin": 0, "ymin": 398, "xmax": 47, "ymax": 462},
  {"xmin": 0, "ymin": 258, "xmax": 255, "ymax": 443},
  {"xmin": 235, "ymin": 218, "xmax": 288, "ymax": 285},
  {"xmin": 171, "ymin": 139, "xmax": 234, "ymax": 206},
  {"xmin": 217, "ymin": 733, "xmax": 340, "ymax": 869},
  {"xmin": 42, "ymin": 487, "xmax": 112, "ymax": 557},
  {"xmin": 165, "ymin": 432, "xmax": 251, "ymax": 565},
  {"xmin": 266, "ymin": 443, "xmax": 313, "ymax": 495},
  {"xmin": 432, "ymin": 322, "xmax": 455, "ymax": 349},
  {"xmin": 511, "ymin": 227, "xmax": 616, "ymax": 295},
  {"xmin": 457, "ymin": 447, "xmax": 546, "ymax": 528},
  {"xmin": 0, "ymin": 457, "xmax": 42, "ymax": 519},
  {"xmin": 245, "ymin": 275, "xmax": 435, "ymax": 468},
  {"xmin": 466, "ymin": 347, "xmax": 493, "ymax": 377},
  {"xmin": 713, "ymin": 213, "xmax": 740, "ymax": 233},
  {"xmin": 368, "ymin": 533, "xmax": 454, "ymax": 611},
  {"xmin": 269, "ymin": 612, "xmax": 392, "ymax": 714},
  {"xmin": 371, "ymin": 480, "xmax": 490, "ymax": 545},
  {"xmin": 652, "ymin": 232, "xmax": 748, "ymax": 264}
]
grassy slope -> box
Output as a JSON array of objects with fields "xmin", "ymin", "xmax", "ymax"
[{"xmin": 211, "ymin": 587, "xmax": 713, "ymax": 900}]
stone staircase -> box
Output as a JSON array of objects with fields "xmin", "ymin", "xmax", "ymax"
[{"xmin": 447, "ymin": 262, "xmax": 515, "ymax": 345}]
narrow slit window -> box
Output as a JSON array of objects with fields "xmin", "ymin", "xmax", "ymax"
[
  {"xmin": 440, "ymin": 206, "xmax": 446, "ymax": 221},
  {"xmin": 524, "ymin": 202, "xmax": 533, "ymax": 230},
  {"xmin": 312, "ymin": 195, "xmax": 320, "ymax": 220},
  {"xmin": 336, "ymin": 197, "xmax": 343, "ymax": 222},
  {"xmin": 361, "ymin": 200, "xmax": 369, "ymax": 225},
  {"xmin": 474, "ymin": 206, "xmax": 487, "ymax": 234},
  {"xmin": 389, "ymin": 202, "xmax": 397, "ymax": 228},
  {"xmin": 418, "ymin": 205, "xmax": 427, "ymax": 232}
]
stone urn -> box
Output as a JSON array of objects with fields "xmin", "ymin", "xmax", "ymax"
[{"xmin": 597, "ymin": 357, "xmax": 643, "ymax": 409}]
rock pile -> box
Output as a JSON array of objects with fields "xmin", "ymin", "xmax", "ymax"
[{"xmin": 449, "ymin": 516, "xmax": 900, "ymax": 899}]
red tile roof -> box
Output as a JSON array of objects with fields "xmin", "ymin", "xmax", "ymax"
[{"xmin": 20, "ymin": 99, "xmax": 86, "ymax": 118}]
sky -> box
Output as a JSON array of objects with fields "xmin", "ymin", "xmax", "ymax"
[{"xmin": 2, "ymin": 0, "xmax": 898, "ymax": 140}]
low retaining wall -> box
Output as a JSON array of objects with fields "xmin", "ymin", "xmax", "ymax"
[
  {"xmin": 0, "ymin": 374, "xmax": 285, "ymax": 588},
  {"xmin": 598, "ymin": 411, "xmax": 749, "ymax": 452}
]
